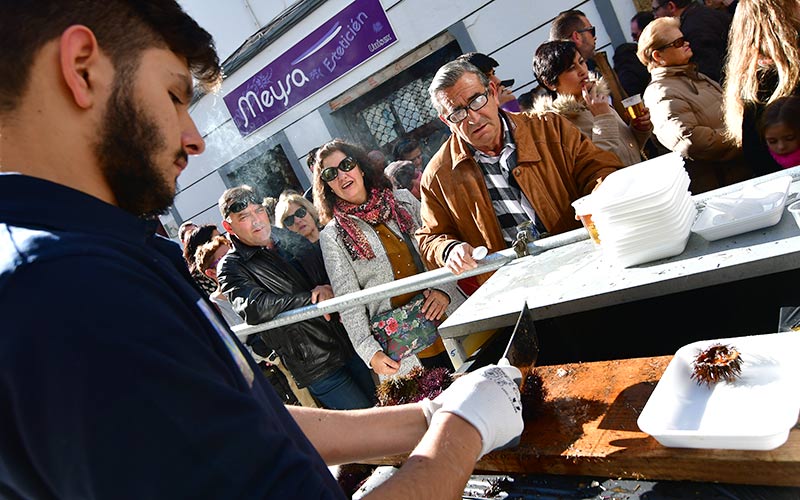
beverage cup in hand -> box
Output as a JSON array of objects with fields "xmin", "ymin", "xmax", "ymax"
[
  {"xmin": 572, "ymin": 195, "xmax": 601, "ymax": 246},
  {"xmin": 621, "ymin": 94, "xmax": 645, "ymax": 120}
]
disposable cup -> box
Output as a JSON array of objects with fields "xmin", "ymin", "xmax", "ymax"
[
  {"xmin": 621, "ymin": 94, "xmax": 645, "ymax": 120},
  {"xmin": 572, "ymin": 195, "xmax": 601, "ymax": 245},
  {"xmin": 787, "ymin": 200, "xmax": 800, "ymax": 230}
]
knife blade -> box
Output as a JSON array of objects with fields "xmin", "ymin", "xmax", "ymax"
[{"xmin": 500, "ymin": 302, "xmax": 539, "ymax": 370}]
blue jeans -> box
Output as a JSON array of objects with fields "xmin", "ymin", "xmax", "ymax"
[{"xmin": 307, "ymin": 354, "xmax": 376, "ymax": 410}]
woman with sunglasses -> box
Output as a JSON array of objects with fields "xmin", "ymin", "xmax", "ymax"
[
  {"xmin": 531, "ymin": 40, "xmax": 652, "ymax": 167},
  {"xmin": 637, "ymin": 17, "xmax": 753, "ymax": 192},
  {"xmin": 313, "ymin": 139, "xmax": 464, "ymax": 379},
  {"xmin": 275, "ymin": 191, "xmax": 322, "ymax": 244}
]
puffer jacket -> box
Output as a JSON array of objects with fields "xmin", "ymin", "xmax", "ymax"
[
  {"xmin": 217, "ymin": 227, "xmax": 355, "ymax": 388},
  {"xmin": 530, "ymin": 73, "xmax": 649, "ymax": 166},
  {"xmin": 319, "ymin": 189, "xmax": 465, "ymax": 376},
  {"xmin": 644, "ymin": 64, "xmax": 753, "ymax": 193}
]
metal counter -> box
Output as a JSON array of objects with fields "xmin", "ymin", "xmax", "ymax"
[{"xmin": 438, "ymin": 171, "xmax": 800, "ymax": 341}]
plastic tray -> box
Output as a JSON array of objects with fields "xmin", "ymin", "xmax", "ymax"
[
  {"xmin": 637, "ymin": 332, "xmax": 800, "ymax": 450},
  {"xmin": 691, "ymin": 176, "xmax": 792, "ymax": 241}
]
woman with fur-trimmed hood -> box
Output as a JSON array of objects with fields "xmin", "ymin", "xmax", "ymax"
[{"xmin": 532, "ymin": 40, "xmax": 652, "ymax": 166}]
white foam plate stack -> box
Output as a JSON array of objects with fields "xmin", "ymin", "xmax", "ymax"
[{"xmin": 589, "ymin": 152, "xmax": 696, "ymax": 267}]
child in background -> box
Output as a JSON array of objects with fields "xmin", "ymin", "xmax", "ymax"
[{"xmin": 761, "ymin": 96, "xmax": 800, "ymax": 169}]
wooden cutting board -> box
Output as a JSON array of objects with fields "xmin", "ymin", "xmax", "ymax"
[{"xmin": 365, "ymin": 356, "xmax": 800, "ymax": 487}]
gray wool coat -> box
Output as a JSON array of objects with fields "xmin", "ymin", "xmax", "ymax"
[{"xmin": 319, "ymin": 189, "xmax": 465, "ymax": 378}]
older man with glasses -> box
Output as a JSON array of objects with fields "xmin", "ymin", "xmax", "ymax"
[
  {"xmin": 215, "ymin": 185, "xmax": 377, "ymax": 410},
  {"xmin": 416, "ymin": 60, "xmax": 622, "ymax": 283},
  {"xmin": 649, "ymin": 0, "xmax": 732, "ymax": 83}
]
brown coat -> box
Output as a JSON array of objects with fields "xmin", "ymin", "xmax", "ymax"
[{"xmin": 415, "ymin": 111, "xmax": 622, "ymax": 273}]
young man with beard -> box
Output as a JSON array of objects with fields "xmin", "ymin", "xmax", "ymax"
[{"xmin": 0, "ymin": 1, "xmax": 524, "ymax": 498}]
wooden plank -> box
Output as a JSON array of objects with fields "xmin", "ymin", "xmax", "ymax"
[{"xmin": 364, "ymin": 356, "xmax": 800, "ymax": 487}]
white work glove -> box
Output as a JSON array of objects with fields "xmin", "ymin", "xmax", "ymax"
[{"xmin": 420, "ymin": 363, "xmax": 523, "ymax": 459}]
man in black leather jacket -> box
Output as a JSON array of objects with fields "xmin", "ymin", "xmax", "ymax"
[{"xmin": 217, "ymin": 185, "xmax": 376, "ymax": 409}]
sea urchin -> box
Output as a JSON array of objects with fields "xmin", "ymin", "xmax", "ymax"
[{"xmin": 691, "ymin": 343, "xmax": 743, "ymax": 387}]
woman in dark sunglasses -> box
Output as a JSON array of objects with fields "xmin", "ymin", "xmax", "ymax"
[
  {"xmin": 637, "ymin": 16, "xmax": 753, "ymax": 193},
  {"xmin": 275, "ymin": 191, "xmax": 322, "ymax": 244},
  {"xmin": 313, "ymin": 139, "xmax": 464, "ymax": 380}
]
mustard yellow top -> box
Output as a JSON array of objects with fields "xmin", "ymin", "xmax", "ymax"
[{"xmin": 374, "ymin": 223, "xmax": 445, "ymax": 358}]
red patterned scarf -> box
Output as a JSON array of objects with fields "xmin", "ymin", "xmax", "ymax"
[{"xmin": 333, "ymin": 187, "xmax": 415, "ymax": 260}]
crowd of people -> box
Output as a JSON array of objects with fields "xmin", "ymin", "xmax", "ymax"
[{"xmin": 2, "ymin": 0, "xmax": 800, "ymax": 497}]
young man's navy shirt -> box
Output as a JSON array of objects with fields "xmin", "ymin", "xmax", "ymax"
[{"xmin": 0, "ymin": 174, "xmax": 346, "ymax": 499}]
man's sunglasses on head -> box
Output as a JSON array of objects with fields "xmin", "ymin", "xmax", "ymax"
[{"xmin": 224, "ymin": 195, "xmax": 259, "ymax": 218}]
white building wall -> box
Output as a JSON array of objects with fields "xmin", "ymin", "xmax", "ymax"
[
  {"xmin": 166, "ymin": 0, "xmax": 640, "ymax": 238},
  {"xmin": 179, "ymin": 0, "xmax": 303, "ymax": 61}
]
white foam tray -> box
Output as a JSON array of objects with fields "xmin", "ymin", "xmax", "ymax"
[
  {"xmin": 692, "ymin": 176, "xmax": 792, "ymax": 241},
  {"xmin": 637, "ymin": 332, "xmax": 800, "ymax": 450}
]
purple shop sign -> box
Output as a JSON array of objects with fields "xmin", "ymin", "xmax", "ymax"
[{"xmin": 224, "ymin": 0, "xmax": 397, "ymax": 137}]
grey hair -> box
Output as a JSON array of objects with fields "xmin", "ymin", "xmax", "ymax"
[{"xmin": 428, "ymin": 60, "xmax": 491, "ymax": 115}]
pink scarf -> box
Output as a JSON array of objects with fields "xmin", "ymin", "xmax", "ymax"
[
  {"xmin": 770, "ymin": 148, "xmax": 800, "ymax": 169},
  {"xmin": 333, "ymin": 187, "xmax": 415, "ymax": 260}
]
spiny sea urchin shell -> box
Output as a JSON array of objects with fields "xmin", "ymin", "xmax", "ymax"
[
  {"xmin": 375, "ymin": 366, "xmax": 453, "ymax": 406},
  {"xmin": 691, "ymin": 343, "xmax": 743, "ymax": 387}
]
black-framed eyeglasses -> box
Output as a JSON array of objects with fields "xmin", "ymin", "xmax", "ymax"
[
  {"xmin": 656, "ymin": 36, "xmax": 686, "ymax": 51},
  {"xmin": 576, "ymin": 26, "xmax": 596, "ymax": 37},
  {"xmin": 282, "ymin": 206, "xmax": 308, "ymax": 227},
  {"xmin": 224, "ymin": 196, "xmax": 259, "ymax": 218},
  {"xmin": 320, "ymin": 156, "xmax": 358, "ymax": 183},
  {"xmin": 446, "ymin": 89, "xmax": 490, "ymax": 124},
  {"xmin": 652, "ymin": 1, "xmax": 668, "ymax": 13}
]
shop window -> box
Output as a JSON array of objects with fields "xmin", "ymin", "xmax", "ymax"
[
  {"xmin": 359, "ymin": 76, "xmax": 438, "ymax": 147},
  {"xmin": 222, "ymin": 141, "xmax": 302, "ymax": 202},
  {"xmin": 334, "ymin": 40, "xmax": 462, "ymax": 163}
]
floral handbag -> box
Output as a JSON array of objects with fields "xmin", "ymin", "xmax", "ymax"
[{"xmin": 369, "ymin": 293, "xmax": 441, "ymax": 361}]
